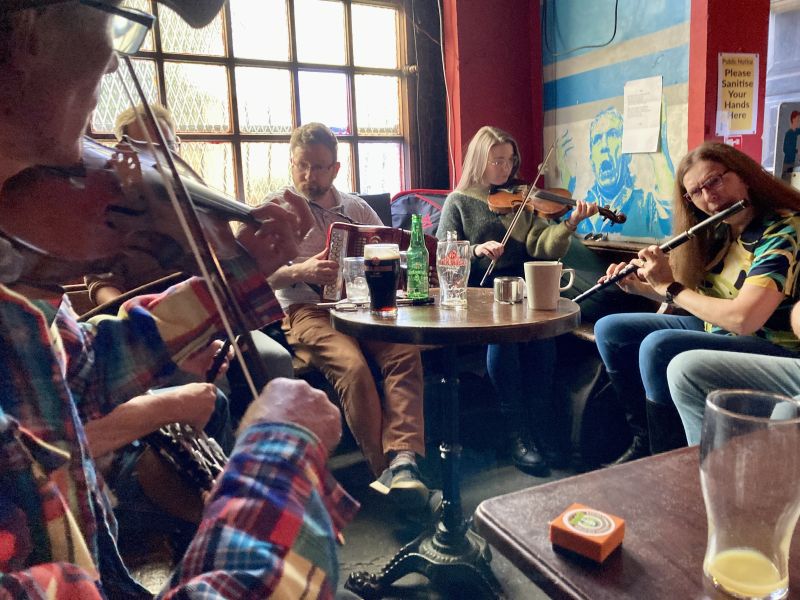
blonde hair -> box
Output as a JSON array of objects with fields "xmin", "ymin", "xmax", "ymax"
[
  {"xmin": 671, "ymin": 141, "xmax": 800, "ymax": 288},
  {"xmin": 114, "ymin": 102, "xmax": 176, "ymax": 142},
  {"xmin": 455, "ymin": 126, "xmax": 519, "ymax": 192}
]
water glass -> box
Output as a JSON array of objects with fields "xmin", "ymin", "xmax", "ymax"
[
  {"xmin": 700, "ymin": 389, "xmax": 800, "ymax": 600},
  {"xmin": 436, "ymin": 239, "xmax": 470, "ymax": 309},
  {"xmin": 342, "ymin": 256, "xmax": 369, "ymax": 303}
]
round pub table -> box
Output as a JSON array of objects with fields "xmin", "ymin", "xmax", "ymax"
[{"xmin": 331, "ymin": 287, "xmax": 580, "ymax": 598}]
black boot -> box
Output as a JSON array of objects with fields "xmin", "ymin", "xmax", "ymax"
[
  {"xmin": 603, "ymin": 368, "xmax": 650, "ymax": 466},
  {"xmin": 605, "ymin": 434, "xmax": 650, "ymax": 466},
  {"xmin": 509, "ymin": 431, "xmax": 549, "ymax": 476},
  {"xmin": 646, "ymin": 399, "xmax": 688, "ymax": 455}
]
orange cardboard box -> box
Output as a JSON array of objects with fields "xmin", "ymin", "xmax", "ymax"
[{"xmin": 549, "ymin": 502, "xmax": 625, "ymax": 563}]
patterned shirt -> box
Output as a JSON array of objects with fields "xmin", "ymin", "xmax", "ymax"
[
  {"xmin": 0, "ymin": 259, "xmax": 357, "ymax": 598},
  {"xmin": 699, "ymin": 210, "xmax": 800, "ymax": 351}
]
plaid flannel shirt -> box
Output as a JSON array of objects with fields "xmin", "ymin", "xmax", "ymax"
[{"xmin": 0, "ymin": 261, "xmax": 358, "ymax": 598}]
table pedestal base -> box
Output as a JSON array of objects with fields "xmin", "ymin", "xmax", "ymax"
[
  {"xmin": 345, "ymin": 346, "xmax": 502, "ymax": 598},
  {"xmin": 344, "ymin": 521, "xmax": 500, "ymax": 598}
]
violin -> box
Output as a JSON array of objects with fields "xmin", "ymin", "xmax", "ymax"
[
  {"xmin": 0, "ymin": 54, "xmax": 279, "ymax": 400},
  {"xmin": 0, "ymin": 136, "xmax": 258, "ymax": 286},
  {"xmin": 488, "ymin": 180, "xmax": 627, "ymax": 225}
]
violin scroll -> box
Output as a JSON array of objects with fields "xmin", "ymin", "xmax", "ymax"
[{"xmin": 596, "ymin": 205, "xmax": 627, "ymax": 225}]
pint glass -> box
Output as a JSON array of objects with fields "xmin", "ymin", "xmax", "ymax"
[
  {"xmin": 701, "ymin": 389, "xmax": 800, "ymax": 599},
  {"xmin": 363, "ymin": 243, "xmax": 400, "ymax": 318},
  {"xmin": 436, "ymin": 239, "xmax": 470, "ymax": 308}
]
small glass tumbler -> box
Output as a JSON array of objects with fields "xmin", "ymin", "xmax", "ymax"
[
  {"xmin": 342, "ymin": 256, "xmax": 369, "ymax": 303},
  {"xmin": 700, "ymin": 389, "xmax": 800, "ymax": 600},
  {"xmin": 436, "ymin": 239, "xmax": 470, "ymax": 309}
]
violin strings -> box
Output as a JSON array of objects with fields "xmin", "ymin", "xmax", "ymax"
[
  {"xmin": 479, "ymin": 141, "xmax": 556, "ymax": 286},
  {"xmin": 116, "ymin": 57, "xmax": 260, "ymax": 401}
]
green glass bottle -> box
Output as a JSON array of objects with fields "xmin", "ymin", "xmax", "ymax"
[{"xmin": 406, "ymin": 214, "xmax": 429, "ymax": 299}]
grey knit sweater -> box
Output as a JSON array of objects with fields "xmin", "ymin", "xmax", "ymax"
[{"xmin": 436, "ymin": 187, "xmax": 574, "ymax": 286}]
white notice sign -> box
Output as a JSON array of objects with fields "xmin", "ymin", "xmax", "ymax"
[{"xmin": 621, "ymin": 76, "xmax": 662, "ymax": 154}]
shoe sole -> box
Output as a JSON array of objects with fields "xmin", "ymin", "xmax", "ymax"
[
  {"xmin": 512, "ymin": 459, "xmax": 550, "ymax": 477},
  {"xmin": 369, "ymin": 479, "xmax": 391, "ymax": 495},
  {"xmin": 388, "ymin": 481, "xmax": 429, "ymax": 509},
  {"xmin": 369, "ymin": 478, "xmax": 429, "ymax": 509}
]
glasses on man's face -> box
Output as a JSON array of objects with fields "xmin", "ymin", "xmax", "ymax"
[
  {"xmin": 9, "ymin": 1, "xmax": 153, "ymax": 55},
  {"xmin": 292, "ymin": 161, "xmax": 335, "ymax": 175},
  {"xmin": 683, "ymin": 170, "xmax": 730, "ymax": 203},
  {"xmin": 80, "ymin": 0, "xmax": 155, "ymax": 55},
  {"xmin": 487, "ymin": 158, "xmax": 516, "ymax": 169}
]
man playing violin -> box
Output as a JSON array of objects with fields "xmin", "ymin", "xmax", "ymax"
[
  {"xmin": 265, "ymin": 122, "xmax": 433, "ymax": 516},
  {"xmin": 0, "ymin": 2, "xmax": 356, "ymax": 598}
]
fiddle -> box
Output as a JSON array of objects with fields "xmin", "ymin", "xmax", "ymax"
[
  {"xmin": 488, "ymin": 180, "xmax": 627, "ymax": 225},
  {"xmin": 0, "ymin": 136, "xmax": 259, "ymax": 286},
  {"xmin": 478, "ymin": 143, "xmax": 626, "ymax": 287}
]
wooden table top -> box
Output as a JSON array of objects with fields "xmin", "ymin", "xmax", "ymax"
[
  {"xmin": 474, "ymin": 446, "xmax": 800, "ymax": 600},
  {"xmin": 329, "ymin": 287, "xmax": 580, "ymax": 346}
]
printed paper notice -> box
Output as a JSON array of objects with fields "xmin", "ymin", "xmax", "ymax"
[
  {"xmin": 621, "ymin": 76, "xmax": 662, "ymax": 154},
  {"xmin": 716, "ymin": 53, "xmax": 759, "ymax": 135}
]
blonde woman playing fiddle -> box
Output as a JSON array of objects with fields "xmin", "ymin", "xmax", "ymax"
[{"xmin": 437, "ymin": 126, "xmax": 597, "ymax": 474}]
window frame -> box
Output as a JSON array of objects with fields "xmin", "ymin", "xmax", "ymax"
[{"xmin": 93, "ymin": 0, "xmax": 413, "ymax": 203}]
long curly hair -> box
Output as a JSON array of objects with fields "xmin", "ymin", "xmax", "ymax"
[
  {"xmin": 455, "ymin": 126, "xmax": 520, "ymax": 192},
  {"xmin": 671, "ymin": 142, "xmax": 800, "ymax": 288}
]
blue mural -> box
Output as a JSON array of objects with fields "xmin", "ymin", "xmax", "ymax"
[
  {"xmin": 557, "ymin": 107, "xmax": 673, "ymax": 239},
  {"xmin": 543, "ymin": 0, "xmax": 690, "ymax": 242}
]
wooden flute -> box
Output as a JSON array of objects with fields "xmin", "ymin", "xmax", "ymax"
[{"xmin": 573, "ymin": 199, "xmax": 749, "ymax": 303}]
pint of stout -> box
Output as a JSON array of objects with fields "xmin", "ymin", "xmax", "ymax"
[{"xmin": 363, "ymin": 243, "xmax": 400, "ymax": 318}]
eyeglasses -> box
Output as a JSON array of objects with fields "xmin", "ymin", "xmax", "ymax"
[
  {"xmin": 14, "ymin": 1, "xmax": 155, "ymax": 55},
  {"xmin": 683, "ymin": 170, "xmax": 730, "ymax": 203},
  {"xmin": 487, "ymin": 158, "xmax": 517, "ymax": 169},
  {"xmin": 81, "ymin": 0, "xmax": 155, "ymax": 55},
  {"xmin": 292, "ymin": 161, "xmax": 336, "ymax": 175}
]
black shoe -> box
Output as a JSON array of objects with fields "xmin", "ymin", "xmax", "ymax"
[
  {"xmin": 510, "ymin": 436, "xmax": 549, "ymax": 476},
  {"xmin": 543, "ymin": 448, "xmax": 572, "ymax": 470},
  {"xmin": 605, "ymin": 435, "xmax": 650, "ymax": 466},
  {"xmin": 645, "ymin": 398, "xmax": 688, "ymax": 455}
]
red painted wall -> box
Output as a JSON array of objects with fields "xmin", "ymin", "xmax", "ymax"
[
  {"xmin": 444, "ymin": 1, "xmax": 769, "ymax": 178},
  {"xmin": 442, "ymin": 0, "xmax": 543, "ymax": 187},
  {"xmin": 689, "ymin": 0, "xmax": 770, "ymax": 160}
]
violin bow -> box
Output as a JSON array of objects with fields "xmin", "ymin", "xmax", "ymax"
[
  {"xmin": 479, "ymin": 141, "xmax": 556, "ymax": 287},
  {"xmin": 117, "ymin": 55, "xmax": 269, "ymax": 399}
]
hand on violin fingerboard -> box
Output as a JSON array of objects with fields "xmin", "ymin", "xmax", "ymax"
[
  {"xmin": 180, "ymin": 339, "xmax": 233, "ymax": 380},
  {"xmin": 565, "ymin": 199, "xmax": 598, "ymax": 229}
]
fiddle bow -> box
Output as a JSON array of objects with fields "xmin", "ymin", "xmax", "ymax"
[
  {"xmin": 478, "ymin": 144, "xmax": 627, "ymax": 286},
  {"xmin": 117, "ymin": 55, "xmax": 273, "ymax": 398},
  {"xmin": 479, "ymin": 143, "xmax": 554, "ymax": 286}
]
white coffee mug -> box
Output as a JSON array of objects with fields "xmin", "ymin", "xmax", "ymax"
[{"xmin": 524, "ymin": 261, "xmax": 575, "ymax": 310}]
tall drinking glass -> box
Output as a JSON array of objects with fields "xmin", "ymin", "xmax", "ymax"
[
  {"xmin": 700, "ymin": 389, "xmax": 800, "ymax": 600},
  {"xmin": 363, "ymin": 243, "xmax": 400, "ymax": 318},
  {"xmin": 342, "ymin": 256, "xmax": 369, "ymax": 302},
  {"xmin": 436, "ymin": 239, "xmax": 470, "ymax": 309}
]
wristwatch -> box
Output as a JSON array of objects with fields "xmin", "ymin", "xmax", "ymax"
[{"xmin": 665, "ymin": 281, "xmax": 685, "ymax": 304}]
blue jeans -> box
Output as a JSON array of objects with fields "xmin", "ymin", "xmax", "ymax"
[
  {"xmin": 668, "ymin": 350, "xmax": 800, "ymax": 445},
  {"xmin": 595, "ymin": 312, "xmax": 799, "ymax": 435},
  {"xmin": 487, "ymin": 339, "xmax": 558, "ymax": 445}
]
